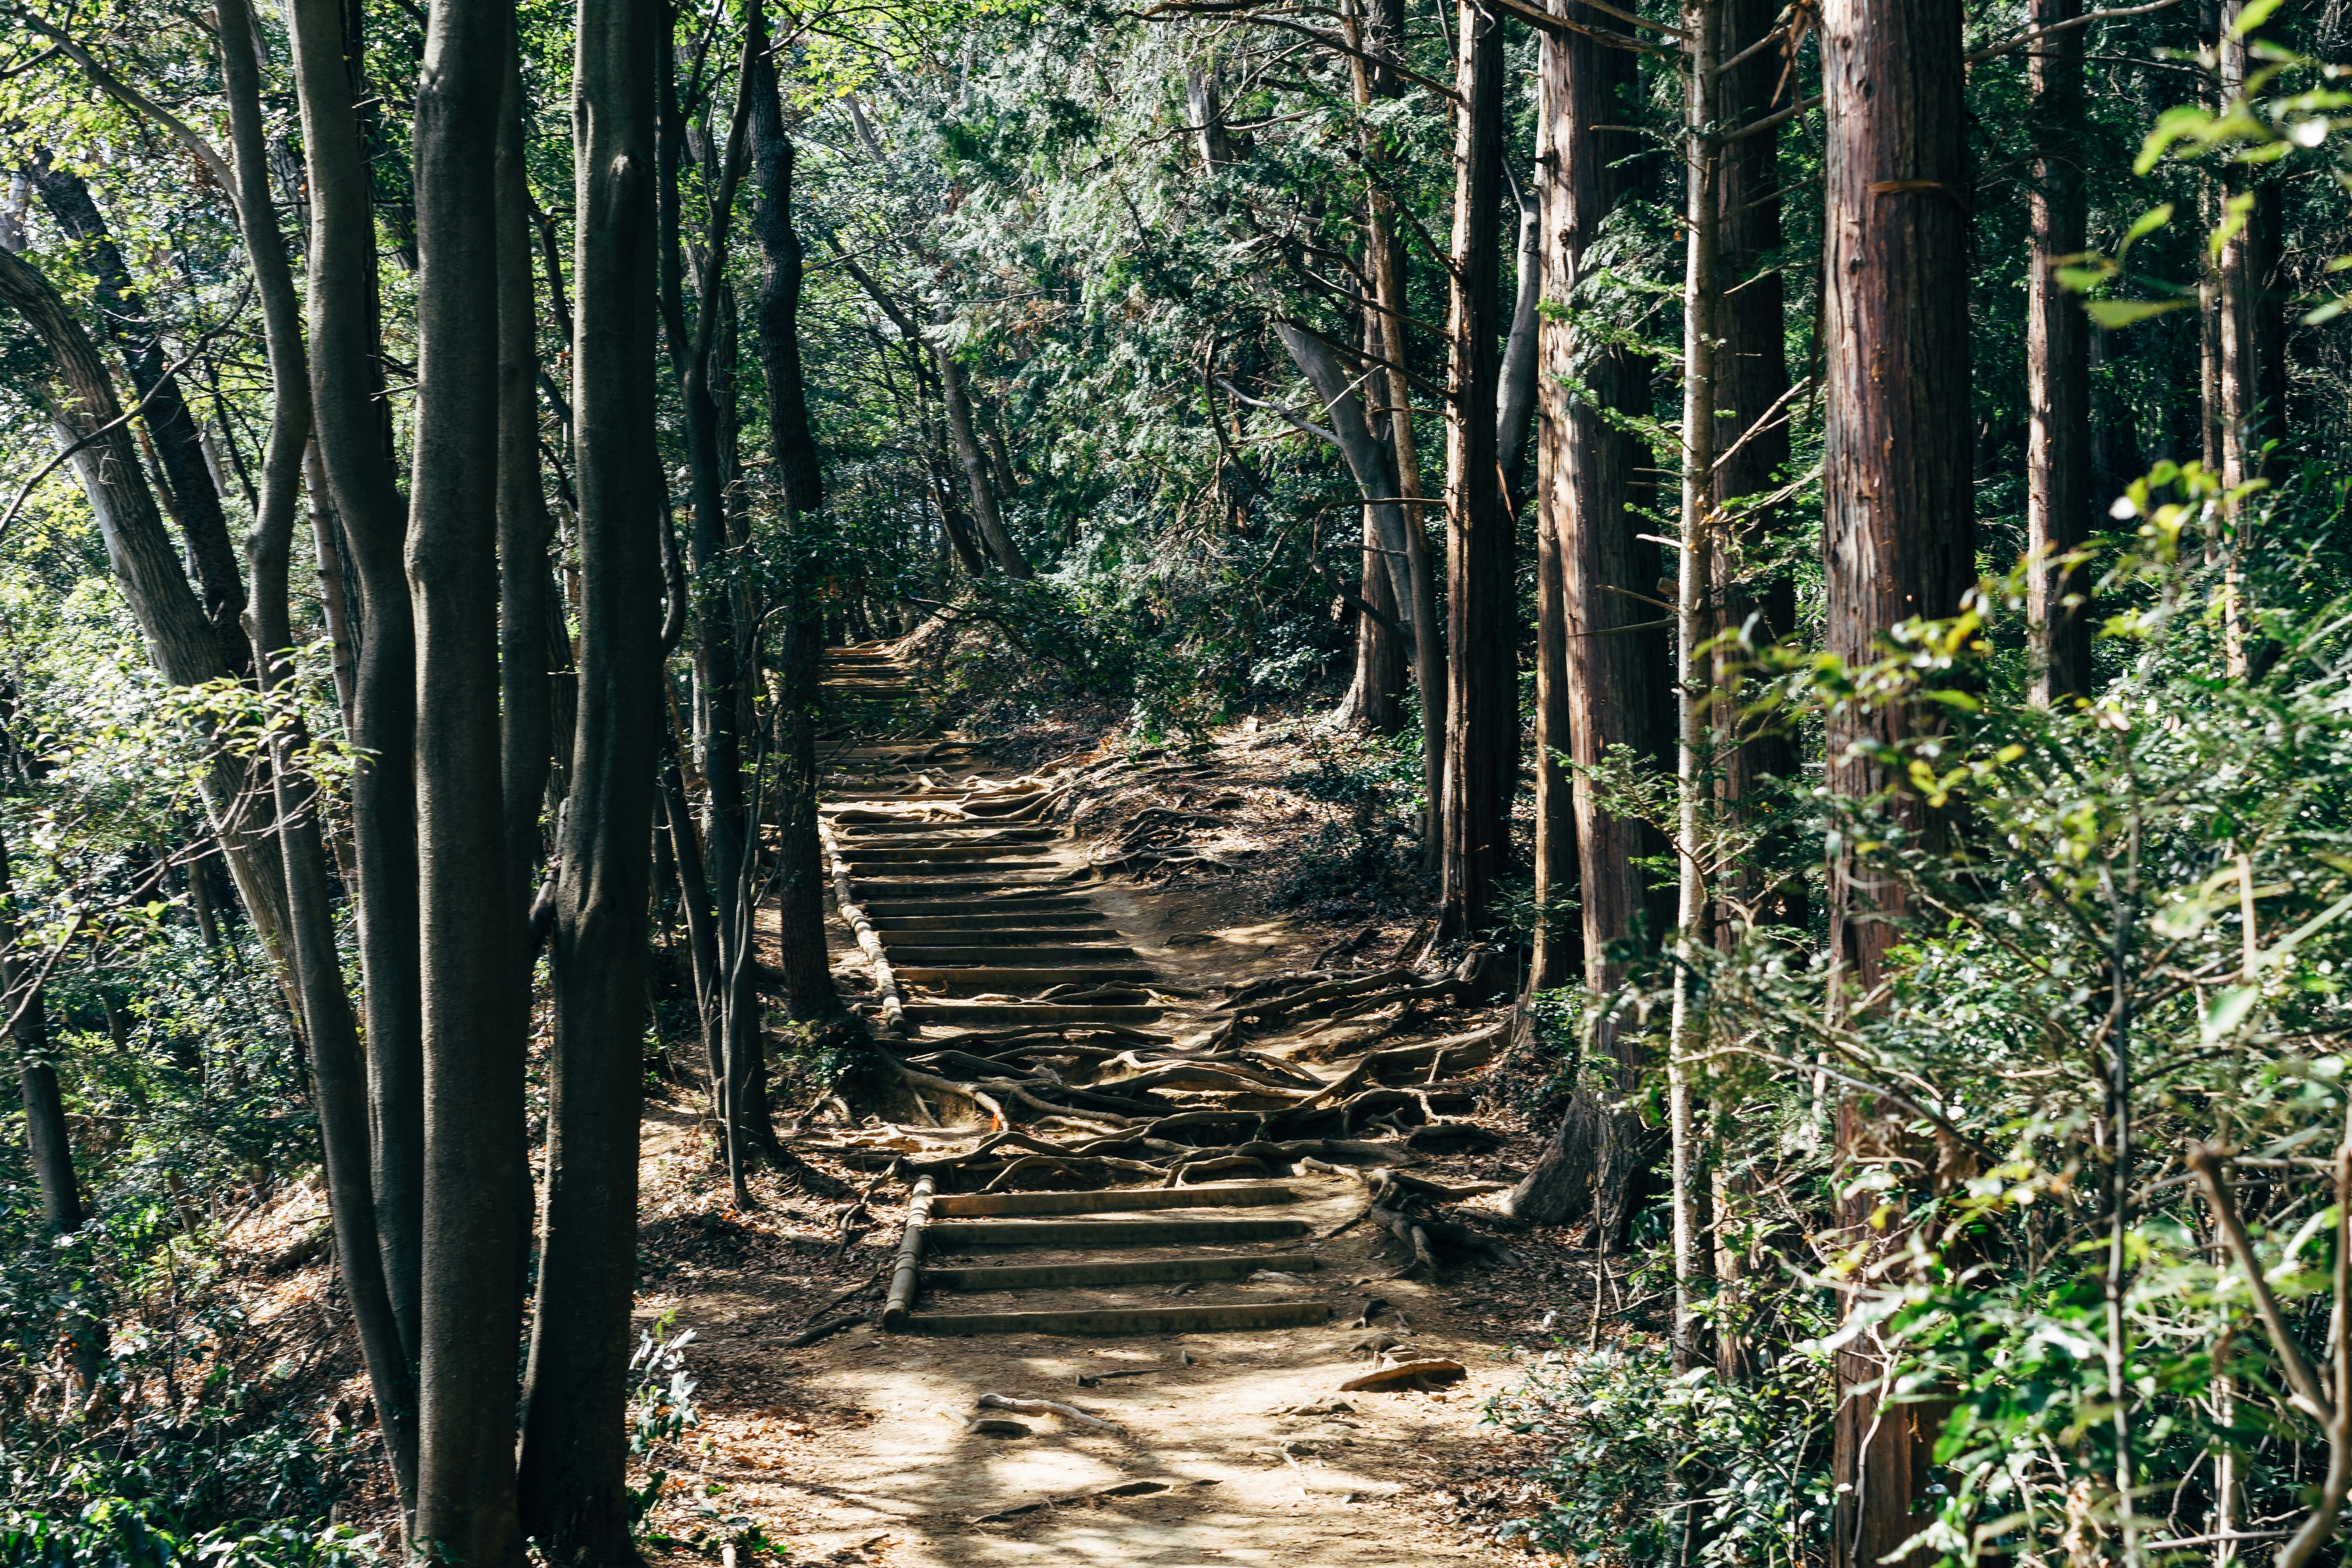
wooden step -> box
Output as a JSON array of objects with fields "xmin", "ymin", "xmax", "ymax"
[
  {"xmin": 902, "ymin": 1002, "xmax": 1165, "ymax": 1024},
  {"xmin": 846, "ymin": 845, "xmax": 1062, "ymax": 864},
  {"xmin": 885, "ymin": 945, "xmax": 1141, "ymax": 963},
  {"xmin": 921, "ymin": 1252, "xmax": 1322, "ymax": 1290},
  {"xmin": 897, "ymin": 966, "xmax": 1158, "ymax": 988},
  {"xmin": 854, "ymin": 876, "xmax": 1088, "ymax": 897},
  {"xmin": 923, "ymin": 1216, "xmax": 1312, "ymax": 1248},
  {"xmin": 836, "ymin": 824, "xmax": 1061, "ymax": 841},
  {"xmin": 929, "ymin": 1182, "xmax": 1299, "ymax": 1218},
  {"xmin": 897, "ymin": 1301, "xmax": 1331, "ymax": 1337},
  {"xmin": 866, "ymin": 902, "xmax": 1101, "ymax": 926}
]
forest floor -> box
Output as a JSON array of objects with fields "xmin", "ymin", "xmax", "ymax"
[{"xmin": 626, "ymin": 697, "xmax": 1626, "ymax": 1567}]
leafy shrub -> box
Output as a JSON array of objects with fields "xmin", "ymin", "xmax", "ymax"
[{"xmin": 1486, "ymin": 1343, "xmax": 1835, "ymax": 1567}]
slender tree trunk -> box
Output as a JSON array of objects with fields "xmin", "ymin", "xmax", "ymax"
[
  {"xmin": 2027, "ymin": 0, "xmax": 2092, "ymax": 705},
  {"xmin": 407, "ymin": 0, "xmax": 531, "ymax": 1554},
  {"xmin": 1497, "ymin": 186, "xmax": 1543, "ymax": 489},
  {"xmin": 0, "ymin": 818, "xmax": 79, "ymax": 1238},
  {"xmin": 659, "ymin": 34, "xmax": 760, "ymax": 1203},
  {"xmin": 499, "ymin": 43, "xmax": 557, "ymax": 915},
  {"xmin": 221, "ymin": 0, "xmax": 422, "ymax": 1519},
  {"xmin": 305, "ymin": 440, "xmax": 360, "ymax": 729},
  {"xmin": 663, "ymin": 739, "xmax": 721, "ymax": 1087},
  {"xmin": 747, "ymin": 26, "xmax": 840, "ymax": 1023},
  {"xmin": 2216, "ymin": 0, "xmax": 2281, "ymax": 677},
  {"xmin": 1506, "ymin": 6, "xmax": 1657, "ymax": 1236},
  {"xmin": 285, "ymin": 0, "xmax": 426, "ymax": 1367},
  {"xmin": 1330, "ymin": 6, "xmax": 1409, "ymax": 741},
  {"xmin": 1334, "ymin": 502, "xmax": 1406, "ymax": 734},
  {"xmin": 935, "ymin": 340, "xmax": 1028, "ymax": 577},
  {"xmin": 516, "ymin": 0, "xmax": 662, "ymax": 1547},
  {"xmin": 28, "ymin": 157, "xmax": 252, "ymax": 677},
  {"xmin": 1820, "ymin": 0, "xmax": 1973, "ymax": 1558},
  {"xmin": 1348, "ymin": 0, "xmax": 1446, "ymax": 864},
  {"xmin": 1669, "ymin": 0, "xmax": 1722, "ymax": 1385},
  {"xmin": 1437, "ymin": 0, "xmax": 1511, "ymax": 942}
]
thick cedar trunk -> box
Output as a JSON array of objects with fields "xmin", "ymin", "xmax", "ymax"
[
  {"xmin": 407, "ymin": 0, "xmax": 530, "ymax": 1554},
  {"xmin": 1437, "ymin": 0, "xmax": 1511, "ymax": 942},
  {"xmin": 747, "ymin": 32, "xmax": 839, "ymax": 1022},
  {"xmin": 1710, "ymin": 0, "xmax": 1802, "ymax": 932},
  {"xmin": 29, "ymin": 157, "xmax": 252, "ymax": 677},
  {"xmin": 499, "ymin": 44, "xmax": 557, "ymax": 911},
  {"xmin": 286, "ymin": 0, "xmax": 426, "ymax": 1368},
  {"xmin": 934, "ymin": 342, "xmax": 1029, "ymax": 577},
  {"xmin": 1506, "ymin": 8, "xmax": 1656, "ymax": 1236},
  {"xmin": 515, "ymin": 0, "xmax": 662, "ymax": 1546},
  {"xmin": 2027, "ymin": 0, "xmax": 2092, "ymax": 705},
  {"xmin": 1820, "ymin": 0, "xmax": 1974, "ymax": 1560}
]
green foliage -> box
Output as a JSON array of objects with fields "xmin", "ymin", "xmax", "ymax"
[{"xmin": 1486, "ymin": 1343, "xmax": 1836, "ymax": 1566}]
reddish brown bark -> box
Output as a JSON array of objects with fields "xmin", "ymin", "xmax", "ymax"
[
  {"xmin": 1820, "ymin": 0, "xmax": 1975, "ymax": 1560},
  {"xmin": 1508, "ymin": 5, "xmax": 1651, "ymax": 1232}
]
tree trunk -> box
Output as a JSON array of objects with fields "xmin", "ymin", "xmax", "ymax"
[
  {"xmin": 1668, "ymin": 0, "xmax": 1721, "ymax": 1385},
  {"xmin": 1333, "ymin": 503, "xmax": 1407, "ymax": 734},
  {"xmin": 1496, "ymin": 185, "xmax": 1543, "ymax": 490},
  {"xmin": 2216, "ymin": 0, "xmax": 2283, "ymax": 677},
  {"xmin": 499, "ymin": 41, "xmax": 557, "ymax": 914},
  {"xmin": 0, "ymin": 253, "xmax": 302, "ymax": 1012},
  {"xmin": 2027, "ymin": 0, "xmax": 2092, "ymax": 706},
  {"xmin": 1508, "ymin": 6, "xmax": 1658, "ymax": 1238},
  {"xmin": 516, "ymin": 0, "xmax": 662, "ymax": 1549},
  {"xmin": 221, "ymin": 0, "xmax": 423, "ymax": 1518},
  {"xmin": 934, "ymin": 339, "xmax": 1029, "ymax": 577},
  {"xmin": 305, "ymin": 440, "xmax": 360, "ymax": 728},
  {"xmin": 28, "ymin": 156, "xmax": 251, "ymax": 677},
  {"xmin": 406, "ymin": 0, "xmax": 531, "ymax": 1554},
  {"xmin": 1437, "ymin": 0, "xmax": 1511, "ymax": 943},
  {"xmin": 1709, "ymin": 0, "xmax": 1802, "ymax": 934},
  {"xmin": 1820, "ymin": 0, "xmax": 1973, "ymax": 1557},
  {"xmin": 1, "ymin": 817, "xmax": 79, "ymax": 1237},
  {"xmin": 659, "ymin": 35, "xmax": 761, "ymax": 1203},
  {"xmin": 662, "ymin": 738, "xmax": 722, "ymax": 1092},
  {"xmin": 285, "ymin": 0, "xmax": 426, "ymax": 1368},
  {"xmin": 747, "ymin": 26, "xmax": 840, "ymax": 1024}
]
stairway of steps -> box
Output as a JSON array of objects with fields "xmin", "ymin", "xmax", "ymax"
[{"xmin": 814, "ymin": 641, "xmax": 1337, "ymax": 1339}]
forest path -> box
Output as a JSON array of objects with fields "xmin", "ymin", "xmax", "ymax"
[{"xmin": 627, "ymin": 637, "xmax": 1536, "ymax": 1565}]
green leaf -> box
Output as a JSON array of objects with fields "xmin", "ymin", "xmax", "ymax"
[
  {"xmin": 2085, "ymin": 298, "xmax": 2190, "ymax": 327},
  {"xmin": 2230, "ymin": 0, "xmax": 2283, "ymax": 37},
  {"xmin": 2202, "ymin": 985, "xmax": 2260, "ymax": 1043},
  {"xmin": 2123, "ymin": 202, "xmax": 2176, "ymax": 244}
]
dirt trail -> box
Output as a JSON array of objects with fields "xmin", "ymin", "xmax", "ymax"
[{"xmin": 631, "ymin": 635, "xmax": 1579, "ymax": 1566}]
